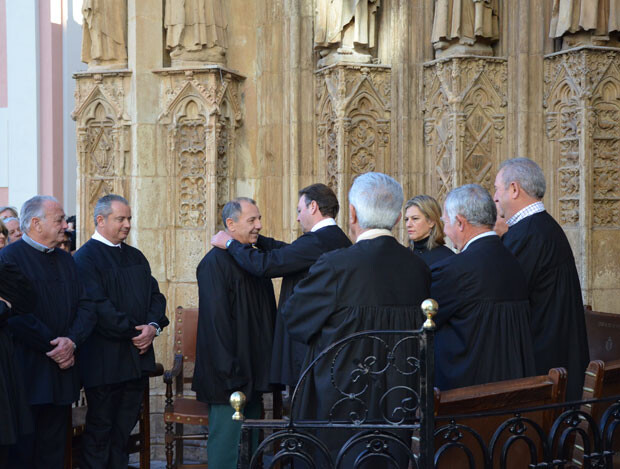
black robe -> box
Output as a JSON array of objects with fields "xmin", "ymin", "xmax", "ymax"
[
  {"xmin": 228, "ymin": 226, "xmax": 351, "ymax": 386},
  {"xmin": 503, "ymin": 211, "xmax": 589, "ymax": 400},
  {"xmin": 0, "ymin": 262, "xmax": 34, "ymax": 445},
  {"xmin": 0, "ymin": 239, "xmax": 96, "ymax": 405},
  {"xmin": 282, "ymin": 235, "xmax": 431, "ymax": 421},
  {"xmin": 431, "ymin": 235, "xmax": 536, "ymax": 391},
  {"xmin": 193, "ymin": 247, "xmax": 277, "ymax": 404},
  {"xmin": 411, "ymin": 237, "xmax": 455, "ymax": 267},
  {"xmin": 73, "ymin": 239, "xmax": 169, "ymax": 388}
]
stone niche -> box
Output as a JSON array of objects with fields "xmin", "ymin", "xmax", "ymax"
[{"xmin": 72, "ymin": 70, "xmax": 132, "ymax": 244}]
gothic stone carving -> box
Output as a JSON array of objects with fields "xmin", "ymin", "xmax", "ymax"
[
  {"xmin": 550, "ymin": 0, "xmax": 620, "ymax": 49},
  {"xmin": 316, "ymin": 64, "xmax": 391, "ymax": 227},
  {"xmin": 81, "ymin": 0, "xmax": 128, "ymax": 70},
  {"xmin": 72, "ymin": 71, "xmax": 131, "ymax": 243},
  {"xmin": 544, "ymin": 48, "xmax": 620, "ymax": 228},
  {"xmin": 157, "ymin": 68, "xmax": 243, "ymax": 234},
  {"xmin": 423, "ymin": 57, "xmax": 507, "ymax": 201}
]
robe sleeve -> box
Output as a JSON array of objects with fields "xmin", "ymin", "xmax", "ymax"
[
  {"xmin": 281, "ymin": 254, "xmax": 339, "ymax": 344},
  {"xmin": 256, "ymin": 234, "xmax": 289, "ymax": 251},
  {"xmin": 502, "ymin": 230, "xmax": 543, "ymax": 294},
  {"xmin": 430, "ymin": 260, "xmax": 461, "ymax": 329},
  {"xmin": 8, "ymin": 312, "xmax": 56, "ymax": 353},
  {"xmin": 65, "ymin": 275, "xmax": 97, "ymax": 347},
  {"xmin": 228, "ymin": 234, "xmax": 321, "ymax": 278},
  {"xmin": 197, "ymin": 255, "xmax": 248, "ymax": 390},
  {"xmin": 74, "ymin": 250, "xmax": 138, "ymax": 340},
  {"xmin": 145, "ymin": 275, "xmax": 168, "ymax": 329}
]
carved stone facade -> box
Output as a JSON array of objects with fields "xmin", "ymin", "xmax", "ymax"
[
  {"xmin": 423, "ymin": 57, "xmax": 507, "ymax": 200},
  {"xmin": 316, "ymin": 64, "xmax": 391, "ymax": 229},
  {"xmin": 544, "ymin": 47, "xmax": 620, "ymax": 306},
  {"xmin": 72, "ymin": 71, "xmax": 131, "ymax": 243}
]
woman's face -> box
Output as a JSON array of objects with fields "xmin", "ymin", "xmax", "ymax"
[
  {"xmin": 404, "ymin": 205, "xmax": 435, "ymax": 242},
  {"xmin": 0, "ymin": 233, "xmax": 6, "ymax": 249}
]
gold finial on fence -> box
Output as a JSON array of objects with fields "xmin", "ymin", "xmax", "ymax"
[
  {"xmin": 230, "ymin": 391, "xmax": 247, "ymax": 421},
  {"xmin": 421, "ymin": 298, "xmax": 438, "ymax": 330}
]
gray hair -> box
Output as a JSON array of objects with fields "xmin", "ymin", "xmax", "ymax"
[
  {"xmin": 444, "ymin": 184, "xmax": 496, "ymax": 228},
  {"xmin": 20, "ymin": 196, "xmax": 59, "ymax": 233},
  {"xmin": 0, "ymin": 206, "xmax": 18, "ymax": 219},
  {"xmin": 348, "ymin": 172, "xmax": 404, "ymax": 230},
  {"xmin": 498, "ymin": 158, "xmax": 546, "ymax": 199},
  {"xmin": 222, "ymin": 197, "xmax": 256, "ymax": 226},
  {"xmin": 93, "ymin": 194, "xmax": 129, "ymax": 227},
  {"xmin": 3, "ymin": 217, "xmax": 19, "ymax": 225}
]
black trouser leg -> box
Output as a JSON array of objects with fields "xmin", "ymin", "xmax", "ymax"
[
  {"xmin": 108, "ymin": 377, "xmax": 147, "ymax": 469},
  {"xmin": 10, "ymin": 404, "xmax": 69, "ymax": 469},
  {"xmin": 82, "ymin": 383, "xmax": 125, "ymax": 469}
]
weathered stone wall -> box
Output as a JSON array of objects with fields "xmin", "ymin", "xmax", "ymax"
[{"xmin": 73, "ymin": 0, "xmax": 620, "ymax": 461}]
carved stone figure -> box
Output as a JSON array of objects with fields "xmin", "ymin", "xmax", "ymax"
[
  {"xmin": 81, "ymin": 0, "xmax": 128, "ymax": 69},
  {"xmin": 549, "ymin": 0, "xmax": 620, "ymax": 49},
  {"xmin": 314, "ymin": 0, "xmax": 380, "ymax": 68},
  {"xmin": 165, "ymin": 0, "xmax": 228, "ymax": 66},
  {"xmin": 431, "ymin": 0, "xmax": 499, "ymax": 58}
]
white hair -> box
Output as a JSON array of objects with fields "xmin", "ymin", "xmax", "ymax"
[
  {"xmin": 499, "ymin": 158, "xmax": 546, "ymax": 199},
  {"xmin": 444, "ymin": 184, "xmax": 496, "ymax": 228},
  {"xmin": 20, "ymin": 196, "xmax": 59, "ymax": 233},
  {"xmin": 348, "ymin": 172, "xmax": 404, "ymax": 230}
]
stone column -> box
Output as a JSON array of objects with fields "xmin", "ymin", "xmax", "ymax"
[
  {"xmin": 315, "ymin": 64, "xmax": 391, "ymax": 229},
  {"xmin": 544, "ymin": 47, "xmax": 620, "ymax": 309},
  {"xmin": 422, "ymin": 57, "xmax": 507, "ymax": 200}
]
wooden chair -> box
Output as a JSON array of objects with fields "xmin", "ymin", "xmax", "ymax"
[
  {"xmin": 434, "ymin": 368, "xmax": 567, "ymax": 469},
  {"xmin": 572, "ymin": 359, "xmax": 620, "ymax": 467},
  {"xmin": 584, "ymin": 306, "xmax": 620, "ymax": 362},
  {"xmin": 65, "ymin": 364, "xmax": 164, "ymax": 469},
  {"xmin": 163, "ymin": 307, "xmax": 209, "ymax": 468}
]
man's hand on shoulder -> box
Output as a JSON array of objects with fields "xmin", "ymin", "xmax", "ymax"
[
  {"xmin": 211, "ymin": 230, "xmax": 233, "ymax": 249},
  {"xmin": 132, "ymin": 324, "xmax": 157, "ymax": 355},
  {"xmin": 46, "ymin": 337, "xmax": 76, "ymax": 368}
]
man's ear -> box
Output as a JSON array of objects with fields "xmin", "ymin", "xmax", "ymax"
[
  {"xmin": 309, "ymin": 200, "xmax": 319, "ymax": 215},
  {"xmin": 96, "ymin": 214, "xmax": 105, "ymax": 227},
  {"xmin": 510, "ymin": 181, "xmax": 520, "ymax": 200},
  {"xmin": 455, "ymin": 214, "xmax": 466, "ymax": 232},
  {"xmin": 349, "ymin": 204, "xmax": 357, "ymax": 225},
  {"xmin": 225, "ymin": 218, "xmax": 235, "ymax": 231}
]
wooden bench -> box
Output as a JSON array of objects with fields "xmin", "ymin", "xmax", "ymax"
[
  {"xmin": 434, "ymin": 368, "xmax": 567, "ymax": 469},
  {"xmin": 584, "ymin": 306, "xmax": 620, "ymax": 362}
]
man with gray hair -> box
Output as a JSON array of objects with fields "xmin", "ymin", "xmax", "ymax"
[
  {"xmin": 194, "ymin": 197, "xmax": 276, "ymax": 469},
  {"xmin": 282, "ymin": 172, "xmax": 431, "ymax": 465},
  {"xmin": 73, "ymin": 194, "xmax": 168, "ymax": 468},
  {"xmin": 431, "ymin": 184, "xmax": 535, "ymax": 390},
  {"xmin": 0, "ymin": 195, "xmax": 95, "ymax": 468},
  {"xmin": 494, "ymin": 157, "xmax": 589, "ymax": 400}
]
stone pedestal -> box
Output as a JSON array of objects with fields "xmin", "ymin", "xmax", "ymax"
[
  {"xmin": 544, "ymin": 46, "xmax": 620, "ymax": 309},
  {"xmin": 423, "ymin": 56, "xmax": 507, "ymax": 199},
  {"xmin": 315, "ymin": 63, "xmax": 391, "ymax": 230}
]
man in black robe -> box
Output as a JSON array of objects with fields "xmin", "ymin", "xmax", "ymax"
[
  {"xmin": 73, "ymin": 194, "xmax": 168, "ymax": 468},
  {"xmin": 194, "ymin": 197, "xmax": 277, "ymax": 469},
  {"xmin": 282, "ymin": 173, "xmax": 431, "ymax": 466},
  {"xmin": 431, "ymin": 184, "xmax": 536, "ymax": 391},
  {"xmin": 0, "ymin": 196, "xmax": 96, "ymax": 469},
  {"xmin": 210, "ymin": 183, "xmax": 351, "ymax": 388},
  {"xmin": 494, "ymin": 157, "xmax": 589, "ymax": 400}
]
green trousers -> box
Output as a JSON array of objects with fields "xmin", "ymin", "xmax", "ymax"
[{"xmin": 207, "ymin": 395, "xmax": 262, "ymax": 469}]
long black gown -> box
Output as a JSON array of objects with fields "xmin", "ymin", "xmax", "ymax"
[
  {"xmin": 227, "ymin": 225, "xmax": 351, "ymax": 386},
  {"xmin": 73, "ymin": 239, "xmax": 169, "ymax": 388},
  {"xmin": 411, "ymin": 237, "xmax": 454, "ymax": 267},
  {"xmin": 282, "ymin": 236, "xmax": 431, "ymax": 466},
  {"xmin": 192, "ymin": 247, "xmax": 277, "ymax": 404},
  {"xmin": 431, "ymin": 235, "xmax": 536, "ymax": 390},
  {"xmin": 0, "ymin": 262, "xmax": 34, "ymax": 448},
  {"xmin": 502, "ymin": 211, "xmax": 589, "ymax": 400}
]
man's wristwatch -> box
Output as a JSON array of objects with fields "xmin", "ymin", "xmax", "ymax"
[
  {"xmin": 148, "ymin": 322, "xmax": 162, "ymax": 337},
  {"xmin": 225, "ymin": 239, "xmax": 234, "ymax": 249}
]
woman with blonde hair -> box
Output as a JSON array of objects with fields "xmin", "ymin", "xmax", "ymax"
[{"xmin": 404, "ymin": 194, "xmax": 454, "ymax": 267}]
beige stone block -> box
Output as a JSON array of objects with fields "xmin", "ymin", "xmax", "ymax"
[
  {"xmin": 591, "ymin": 231, "xmax": 620, "ymax": 290},
  {"xmin": 591, "ymin": 289, "xmax": 620, "ymax": 313},
  {"xmin": 173, "ymin": 230, "xmax": 208, "ymax": 282},
  {"xmin": 133, "ymin": 125, "xmax": 164, "ymax": 177},
  {"xmin": 130, "ymin": 229, "xmax": 167, "ymax": 281},
  {"xmin": 171, "ymin": 282, "xmax": 200, "ymax": 311},
  {"xmin": 131, "ymin": 177, "xmax": 169, "ymax": 229}
]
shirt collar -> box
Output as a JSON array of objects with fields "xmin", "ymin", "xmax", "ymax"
[
  {"xmin": 507, "ymin": 201, "xmax": 545, "ymax": 227},
  {"xmin": 92, "ymin": 230, "xmax": 121, "ymax": 248},
  {"xmin": 22, "ymin": 233, "xmax": 55, "ymax": 253},
  {"xmin": 310, "ymin": 218, "xmax": 337, "ymax": 232},
  {"xmin": 355, "ymin": 228, "xmax": 394, "ymax": 243},
  {"xmin": 461, "ymin": 230, "xmax": 497, "ymax": 252}
]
